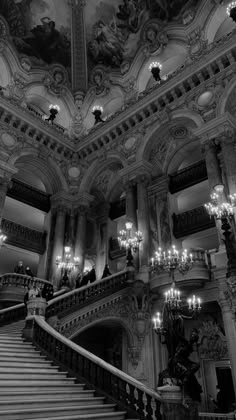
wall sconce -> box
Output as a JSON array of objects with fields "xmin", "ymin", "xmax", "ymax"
[
  {"xmin": 45, "ymin": 104, "xmax": 60, "ymax": 124},
  {"xmin": 149, "ymin": 62, "xmax": 162, "ymax": 82},
  {"xmin": 92, "ymin": 105, "xmax": 104, "ymax": 124},
  {"xmin": 227, "ymin": 2, "xmax": 236, "ymax": 22}
]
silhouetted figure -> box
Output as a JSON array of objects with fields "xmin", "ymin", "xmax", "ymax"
[
  {"xmin": 101, "ymin": 264, "xmax": 111, "ymax": 279},
  {"xmin": 42, "ymin": 283, "xmax": 54, "ymax": 301},
  {"xmin": 80, "ymin": 270, "xmax": 89, "ymax": 287},
  {"xmin": 14, "ymin": 261, "xmax": 25, "ymax": 274},
  {"xmin": 210, "ymin": 384, "xmax": 229, "ymax": 413},
  {"xmin": 25, "ymin": 266, "xmax": 34, "ymax": 277},
  {"xmin": 59, "ymin": 272, "xmax": 70, "ymax": 289},
  {"xmin": 75, "ymin": 273, "xmax": 82, "ymax": 289},
  {"xmin": 88, "ymin": 266, "xmax": 96, "ymax": 284}
]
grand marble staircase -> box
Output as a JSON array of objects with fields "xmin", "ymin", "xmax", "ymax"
[{"xmin": 0, "ymin": 321, "xmax": 128, "ymax": 420}]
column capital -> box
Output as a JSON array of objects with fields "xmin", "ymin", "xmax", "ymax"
[
  {"xmin": 50, "ymin": 191, "xmax": 72, "ymax": 213},
  {"xmin": 73, "ymin": 192, "xmax": 94, "ymax": 208},
  {"xmin": 148, "ymin": 175, "xmax": 169, "ymax": 197}
]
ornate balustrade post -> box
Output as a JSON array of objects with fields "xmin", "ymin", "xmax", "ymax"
[
  {"xmin": 95, "ymin": 202, "xmax": 110, "ymax": 279},
  {"xmin": 0, "ymin": 161, "xmax": 18, "ymax": 223},
  {"xmin": 74, "ymin": 193, "xmax": 93, "ymax": 274},
  {"xmin": 157, "ymin": 385, "xmax": 199, "ymax": 420}
]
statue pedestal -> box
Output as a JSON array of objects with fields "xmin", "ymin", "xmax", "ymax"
[
  {"xmin": 157, "ymin": 385, "xmax": 199, "ymax": 420},
  {"xmin": 23, "ymin": 297, "xmax": 47, "ymax": 341}
]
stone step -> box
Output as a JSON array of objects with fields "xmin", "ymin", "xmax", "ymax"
[
  {"xmin": 0, "ymin": 403, "xmax": 117, "ymax": 420},
  {"xmin": 0, "ymin": 336, "xmax": 25, "ymax": 342},
  {"xmin": 0, "ymin": 342, "xmax": 37, "ymax": 349},
  {"xmin": 0, "ymin": 397, "xmax": 105, "ymax": 410},
  {"xmin": 0, "ymin": 378, "xmax": 77, "ymax": 385},
  {"xmin": 14, "ymin": 412, "xmax": 127, "ymax": 420},
  {"xmin": 0, "ymin": 366, "xmax": 62, "ymax": 373},
  {"xmin": 0, "ymin": 359, "xmax": 55, "ymax": 366},
  {"xmin": 0, "ymin": 352, "xmax": 45, "ymax": 359},
  {"xmin": 0, "ymin": 372, "xmax": 70, "ymax": 379},
  {"xmin": 0, "ymin": 384, "xmax": 86, "ymax": 392},
  {"xmin": 0, "ymin": 349, "xmax": 43, "ymax": 355},
  {"xmin": 0, "ymin": 390, "xmax": 95, "ymax": 401}
]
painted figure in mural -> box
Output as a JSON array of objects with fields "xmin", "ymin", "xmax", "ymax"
[
  {"xmin": 116, "ymin": 0, "xmax": 146, "ymax": 33},
  {"xmin": 89, "ymin": 19, "xmax": 125, "ymax": 67}
]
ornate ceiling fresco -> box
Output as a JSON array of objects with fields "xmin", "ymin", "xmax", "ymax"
[
  {"xmin": 85, "ymin": 0, "xmax": 200, "ymax": 71},
  {"xmin": 0, "ymin": 0, "xmax": 71, "ymax": 70},
  {"xmin": 0, "ymin": 0, "xmax": 200, "ymax": 79}
]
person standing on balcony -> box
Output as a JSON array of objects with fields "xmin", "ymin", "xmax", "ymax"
[{"xmin": 14, "ymin": 260, "xmax": 25, "ymax": 274}]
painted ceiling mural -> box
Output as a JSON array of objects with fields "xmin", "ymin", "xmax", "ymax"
[
  {"xmin": 0, "ymin": 0, "xmax": 71, "ymax": 71},
  {"xmin": 85, "ymin": 0, "xmax": 200, "ymax": 70}
]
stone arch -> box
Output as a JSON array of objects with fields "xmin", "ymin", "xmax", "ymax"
[
  {"xmin": 204, "ymin": 4, "xmax": 234, "ymax": 44},
  {"xmin": 68, "ymin": 316, "xmax": 137, "ymax": 350},
  {"xmin": 79, "ymin": 154, "xmax": 127, "ymax": 195},
  {"xmin": 217, "ymin": 76, "xmax": 236, "ymax": 117},
  {"xmin": 166, "ymin": 138, "xmax": 201, "ymax": 175},
  {"xmin": 8, "ymin": 147, "xmax": 68, "ymax": 194}
]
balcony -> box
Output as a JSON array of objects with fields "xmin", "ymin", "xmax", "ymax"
[
  {"xmin": 7, "ymin": 179, "xmax": 51, "ymax": 212},
  {"xmin": 172, "ymin": 206, "xmax": 215, "ymax": 238},
  {"xmin": 169, "ymin": 160, "xmax": 208, "ymax": 194},
  {"xmin": 1, "ymin": 218, "xmax": 46, "ymax": 254}
]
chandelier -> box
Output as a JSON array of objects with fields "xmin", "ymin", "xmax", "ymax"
[
  {"xmin": 151, "ymin": 245, "xmax": 193, "ymax": 279},
  {"xmin": 56, "ymin": 246, "xmax": 80, "ymax": 277},
  {"xmin": 226, "ymin": 2, "xmax": 236, "ymax": 22},
  {"xmin": 0, "ymin": 229, "xmax": 6, "ymax": 248},
  {"xmin": 205, "ymin": 192, "xmax": 236, "ymax": 220},
  {"xmin": 118, "ymin": 221, "xmax": 143, "ymax": 266}
]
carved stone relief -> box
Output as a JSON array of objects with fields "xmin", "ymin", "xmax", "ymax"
[{"xmin": 198, "ymin": 321, "xmax": 228, "ymax": 360}]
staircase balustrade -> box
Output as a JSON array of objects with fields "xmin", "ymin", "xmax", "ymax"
[
  {"xmin": 199, "ymin": 414, "xmax": 235, "ymax": 419},
  {"xmin": 0, "ymin": 273, "xmax": 53, "ymax": 292},
  {"xmin": 47, "ymin": 270, "xmax": 131, "ymax": 318},
  {"xmin": 0, "ymin": 303, "xmax": 26, "ymax": 326},
  {"xmin": 33, "ymin": 316, "xmax": 162, "ymax": 420}
]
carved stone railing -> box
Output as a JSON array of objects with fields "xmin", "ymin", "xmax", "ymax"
[
  {"xmin": 1, "ymin": 218, "xmax": 46, "ymax": 254},
  {"xmin": 47, "ymin": 270, "xmax": 132, "ymax": 319},
  {"xmin": 169, "ymin": 160, "xmax": 207, "ymax": 194},
  {"xmin": 31, "ymin": 316, "xmax": 162, "ymax": 420},
  {"xmin": 0, "ymin": 273, "xmax": 54, "ymax": 306},
  {"xmin": 199, "ymin": 414, "xmax": 235, "ymax": 419},
  {"xmin": 109, "ymin": 237, "xmax": 126, "ymax": 260},
  {"xmin": 172, "ymin": 206, "xmax": 215, "ymax": 238},
  {"xmin": 7, "ymin": 178, "xmax": 51, "ymax": 212},
  {"xmin": 0, "ymin": 303, "xmax": 26, "ymax": 326}
]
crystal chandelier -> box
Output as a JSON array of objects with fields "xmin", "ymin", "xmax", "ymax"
[
  {"xmin": 0, "ymin": 229, "xmax": 7, "ymax": 248},
  {"xmin": 151, "ymin": 245, "xmax": 193, "ymax": 279},
  {"xmin": 226, "ymin": 2, "xmax": 236, "ymax": 22},
  {"xmin": 118, "ymin": 221, "xmax": 143, "ymax": 266},
  {"xmin": 56, "ymin": 246, "xmax": 80, "ymax": 275},
  {"xmin": 205, "ymin": 192, "xmax": 236, "ymax": 220}
]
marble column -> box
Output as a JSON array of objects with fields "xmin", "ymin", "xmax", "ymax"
[
  {"xmin": 137, "ymin": 175, "xmax": 150, "ymax": 274},
  {"xmin": 96, "ymin": 203, "xmax": 110, "ymax": 278},
  {"xmin": 50, "ymin": 206, "xmax": 67, "ymax": 287},
  {"xmin": 202, "ymin": 139, "xmax": 224, "ymax": 193},
  {"xmin": 74, "ymin": 205, "xmax": 88, "ymax": 273},
  {"xmin": 218, "ymin": 288, "xmax": 236, "ymax": 395},
  {"xmin": 155, "ymin": 179, "xmax": 172, "ymax": 249},
  {"xmin": 125, "ymin": 181, "xmax": 138, "ymax": 269},
  {"xmin": 219, "ymin": 133, "xmax": 236, "ymax": 196},
  {"xmin": 0, "ymin": 178, "xmax": 9, "ymax": 224}
]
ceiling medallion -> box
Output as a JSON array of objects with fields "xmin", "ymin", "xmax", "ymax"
[
  {"xmin": 170, "ymin": 126, "xmax": 188, "ymax": 139},
  {"xmin": 68, "ymin": 166, "xmax": 80, "ymax": 179}
]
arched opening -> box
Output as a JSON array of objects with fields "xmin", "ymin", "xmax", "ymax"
[{"xmin": 72, "ymin": 320, "xmax": 129, "ymax": 371}]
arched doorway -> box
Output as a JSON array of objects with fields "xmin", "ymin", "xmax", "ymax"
[{"xmin": 72, "ymin": 320, "xmax": 129, "ymax": 371}]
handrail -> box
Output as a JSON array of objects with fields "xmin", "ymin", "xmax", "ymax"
[
  {"xmin": 199, "ymin": 414, "xmax": 235, "ymax": 419},
  {"xmin": 46, "ymin": 270, "xmax": 132, "ymax": 318},
  {"xmin": 33, "ymin": 316, "xmax": 162, "ymax": 420},
  {"xmin": 0, "ymin": 271, "xmax": 132, "ymax": 326},
  {"xmin": 0, "ymin": 273, "xmax": 53, "ymax": 293}
]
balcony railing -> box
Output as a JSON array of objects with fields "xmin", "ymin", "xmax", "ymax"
[
  {"xmin": 1, "ymin": 218, "xmax": 46, "ymax": 254},
  {"xmin": 169, "ymin": 160, "xmax": 208, "ymax": 194},
  {"xmin": 46, "ymin": 270, "xmax": 132, "ymax": 319},
  {"xmin": 173, "ymin": 206, "xmax": 215, "ymax": 238},
  {"xmin": 7, "ymin": 179, "xmax": 51, "ymax": 212},
  {"xmin": 33, "ymin": 317, "xmax": 162, "ymax": 420}
]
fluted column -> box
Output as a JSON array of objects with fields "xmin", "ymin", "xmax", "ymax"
[
  {"xmin": 0, "ymin": 162, "xmax": 18, "ymax": 224},
  {"xmin": 219, "ymin": 131, "xmax": 236, "ymax": 196},
  {"xmin": 137, "ymin": 175, "xmax": 151, "ymax": 271},
  {"xmin": 50, "ymin": 206, "xmax": 67, "ymax": 287},
  {"xmin": 218, "ymin": 284, "xmax": 236, "ymax": 395},
  {"xmin": 202, "ymin": 139, "xmax": 224, "ymax": 192},
  {"xmin": 95, "ymin": 203, "xmax": 110, "ymax": 278},
  {"xmin": 74, "ymin": 205, "xmax": 88, "ymax": 273}
]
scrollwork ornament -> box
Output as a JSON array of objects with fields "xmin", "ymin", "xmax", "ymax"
[
  {"xmin": 0, "ymin": 16, "xmax": 9, "ymax": 39},
  {"xmin": 141, "ymin": 20, "xmax": 168, "ymax": 57}
]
